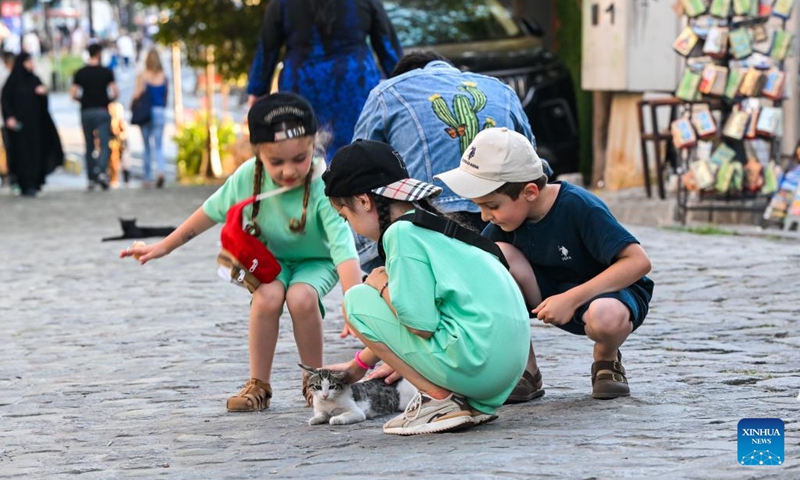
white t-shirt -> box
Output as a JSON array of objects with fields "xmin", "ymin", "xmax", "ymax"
[
  {"xmin": 22, "ymin": 33, "xmax": 40, "ymax": 56},
  {"xmin": 117, "ymin": 35, "xmax": 134, "ymax": 58}
]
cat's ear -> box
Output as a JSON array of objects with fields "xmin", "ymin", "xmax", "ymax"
[
  {"xmin": 298, "ymin": 363, "xmax": 318, "ymax": 374},
  {"xmin": 330, "ymin": 370, "xmax": 348, "ymax": 381}
]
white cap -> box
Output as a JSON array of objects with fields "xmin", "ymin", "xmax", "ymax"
[{"xmin": 435, "ymin": 128, "xmax": 544, "ymax": 198}]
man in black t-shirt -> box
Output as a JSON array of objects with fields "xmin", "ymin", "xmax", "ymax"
[{"xmin": 71, "ymin": 43, "xmax": 118, "ymax": 190}]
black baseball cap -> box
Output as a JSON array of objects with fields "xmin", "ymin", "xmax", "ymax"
[
  {"xmin": 323, "ymin": 140, "xmax": 442, "ymax": 202},
  {"xmin": 248, "ymin": 92, "xmax": 317, "ymax": 144}
]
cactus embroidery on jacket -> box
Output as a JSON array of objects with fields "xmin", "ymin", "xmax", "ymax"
[{"xmin": 429, "ymin": 82, "xmax": 496, "ymax": 153}]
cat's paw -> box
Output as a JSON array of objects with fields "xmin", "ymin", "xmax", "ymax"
[
  {"xmin": 308, "ymin": 415, "xmax": 329, "ymax": 426},
  {"xmin": 329, "ymin": 414, "xmax": 363, "ymax": 425}
]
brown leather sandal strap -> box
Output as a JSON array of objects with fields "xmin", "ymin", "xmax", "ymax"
[
  {"xmin": 252, "ymin": 379, "xmax": 272, "ymax": 399},
  {"xmin": 594, "ymin": 371, "xmax": 628, "ymax": 384},
  {"xmin": 592, "ymin": 360, "xmax": 626, "ymax": 377},
  {"xmin": 242, "ymin": 391, "xmax": 261, "ymax": 409},
  {"xmin": 242, "ymin": 379, "xmax": 272, "ymax": 409}
]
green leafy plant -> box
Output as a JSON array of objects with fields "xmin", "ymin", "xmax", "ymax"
[
  {"xmin": 174, "ymin": 117, "xmax": 237, "ymax": 180},
  {"xmin": 138, "ymin": 0, "xmax": 267, "ymax": 81},
  {"xmin": 52, "ymin": 53, "xmax": 85, "ymax": 90}
]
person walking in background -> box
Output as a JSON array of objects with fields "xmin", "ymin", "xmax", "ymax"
[
  {"xmin": 71, "ymin": 43, "xmax": 118, "ymax": 190},
  {"xmin": 108, "ymin": 101, "xmax": 130, "ymax": 187},
  {"xmin": 1, "ymin": 52, "xmax": 64, "ymax": 197},
  {"xmin": 116, "ymin": 31, "xmax": 135, "ymax": 69},
  {"xmin": 247, "ymin": 0, "xmax": 402, "ymax": 159},
  {"xmin": 131, "ymin": 48, "xmax": 168, "ymax": 188},
  {"xmin": 21, "ymin": 31, "xmax": 41, "ymax": 58},
  {"xmin": 0, "ymin": 51, "xmax": 14, "ymax": 88},
  {"xmin": 0, "ymin": 50, "xmax": 15, "ymax": 187}
]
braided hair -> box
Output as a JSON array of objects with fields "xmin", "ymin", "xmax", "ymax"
[
  {"xmin": 248, "ymin": 136, "xmax": 315, "ymax": 236},
  {"xmin": 247, "ymin": 160, "xmax": 265, "ymax": 236}
]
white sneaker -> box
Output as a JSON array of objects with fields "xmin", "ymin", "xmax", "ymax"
[
  {"xmin": 382, "ymin": 391, "xmax": 475, "ymax": 436},
  {"xmin": 471, "ymin": 412, "xmax": 499, "ymax": 426}
]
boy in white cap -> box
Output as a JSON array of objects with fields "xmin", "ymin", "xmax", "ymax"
[{"xmin": 436, "ymin": 128, "xmax": 654, "ymax": 399}]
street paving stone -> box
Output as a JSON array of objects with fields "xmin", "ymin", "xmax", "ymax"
[{"xmin": 0, "ymin": 186, "xmax": 798, "ymax": 479}]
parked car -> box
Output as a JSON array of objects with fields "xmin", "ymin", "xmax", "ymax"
[{"xmin": 383, "ymin": 0, "xmax": 580, "ymax": 175}]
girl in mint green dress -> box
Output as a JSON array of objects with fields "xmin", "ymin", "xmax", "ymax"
[
  {"xmin": 123, "ymin": 93, "xmax": 362, "ymax": 412},
  {"xmin": 321, "ymin": 140, "xmax": 530, "ymax": 436}
]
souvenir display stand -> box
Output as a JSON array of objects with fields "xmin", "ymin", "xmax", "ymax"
[{"xmin": 671, "ymin": 0, "xmax": 796, "ymax": 226}]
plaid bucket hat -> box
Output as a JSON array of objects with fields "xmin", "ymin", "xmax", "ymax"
[{"xmin": 323, "ymin": 140, "xmax": 442, "ymax": 201}]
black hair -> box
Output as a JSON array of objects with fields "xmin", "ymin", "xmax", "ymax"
[
  {"xmin": 330, "ymin": 194, "xmax": 461, "ymax": 238},
  {"xmin": 2, "ymin": 51, "xmax": 15, "ymax": 66},
  {"xmin": 389, "ymin": 50, "xmax": 453, "ymax": 78},
  {"xmin": 312, "ymin": 0, "xmax": 337, "ymax": 39},
  {"xmin": 493, "ymin": 177, "xmax": 548, "ymax": 199},
  {"xmin": 87, "ymin": 43, "xmax": 103, "ymax": 58}
]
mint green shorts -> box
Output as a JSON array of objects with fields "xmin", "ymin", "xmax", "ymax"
[
  {"xmin": 274, "ymin": 258, "xmax": 339, "ymax": 317},
  {"xmin": 344, "ymin": 284, "xmax": 526, "ymax": 414}
]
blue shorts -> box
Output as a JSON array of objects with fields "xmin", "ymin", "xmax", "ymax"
[{"xmin": 535, "ymin": 274, "xmax": 654, "ymax": 336}]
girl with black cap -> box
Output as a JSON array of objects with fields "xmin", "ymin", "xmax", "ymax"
[
  {"xmin": 321, "ymin": 140, "xmax": 530, "ymax": 435},
  {"xmin": 123, "ymin": 93, "xmax": 362, "ymax": 412}
]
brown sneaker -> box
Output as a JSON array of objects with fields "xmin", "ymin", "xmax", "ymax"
[{"xmin": 383, "ymin": 392, "xmax": 475, "ymax": 435}]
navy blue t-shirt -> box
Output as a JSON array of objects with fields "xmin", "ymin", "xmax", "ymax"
[{"xmin": 484, "ymin": 182, "xmax": 652, "ymax": 293}]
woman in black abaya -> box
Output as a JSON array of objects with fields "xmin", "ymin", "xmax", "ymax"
[{"xmin": 1, "ymin": 52, "xmax": 64, "ymax": 197}]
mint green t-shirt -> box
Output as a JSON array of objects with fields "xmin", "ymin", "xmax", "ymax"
[
  {"xmin": 382, "ymin": 219, "xmax": 530, "ymax": 380},
  {"xmin": 203, "ymin": 158, "xmax": 357, "ymax": 266}
]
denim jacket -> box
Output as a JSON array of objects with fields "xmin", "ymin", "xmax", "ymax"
[{"xmin": 353, "ymin": 61, "xmax": 546, "ymax": 214}]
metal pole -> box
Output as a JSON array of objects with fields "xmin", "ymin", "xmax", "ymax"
[
  {"xmin": 205, "ymin": 46, "xmax": 222, "ymax": 178},
  {"xmin": 171, "ymin": 43, "xmax": 184, "ymax": 129},
  {"xmin": 87, "ymin": 0, "xmax": 95, "ymax": 38}
]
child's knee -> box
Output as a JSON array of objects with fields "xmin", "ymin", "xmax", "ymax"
[
  {"xmin": 285, "ymin": 283, "xmax": 319, "ymax": 314},
  {"xmin": 583, "ymin": 298, "xmax": 631, "ymax": 338},
  {"xmin": 252, "ymin": 282, "xmax": 286, "ymax": 315}
]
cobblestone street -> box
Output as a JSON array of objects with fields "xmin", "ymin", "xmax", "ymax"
[{"xmin": 0, "ymin": 186, "xmax": 798, "ymax": 479}]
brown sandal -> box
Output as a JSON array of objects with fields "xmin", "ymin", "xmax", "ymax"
[
  {"xmin": 591, "ymin": 351, "xmax": 630, "ymax": 399},
  {"xmin": 227, "ymin": 378, "xmax": 272, "ymax": 412},
  {"xmin": 504, "ymin": 368, "xmax": 545, "ymax": 404}
]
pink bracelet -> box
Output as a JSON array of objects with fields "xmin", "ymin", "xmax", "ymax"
[{"xmin": 354, "ymin": 350, "xmax": 375, "ymax": 370}]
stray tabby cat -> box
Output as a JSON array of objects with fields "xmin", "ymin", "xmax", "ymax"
[{"xmin": 299, "ymin": 364, "xmax": 416, "ymax": 426}]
